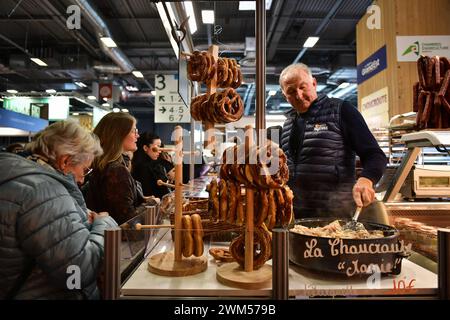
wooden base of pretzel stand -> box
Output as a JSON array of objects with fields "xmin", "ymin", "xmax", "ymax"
[
  {"xmin": 216, "ymin": 125, "xmax": 272, "ymax": 289},
  {"xmin": 148, "ymin": 126, "xmax": 207, "ymax": 277},
  {"xmin": 148, "ymin": 252, "xmax": 207, "ymax": 277},
  {"xmin": 216, "ymin": 263, "xmax": 272, "ymax": 290}
]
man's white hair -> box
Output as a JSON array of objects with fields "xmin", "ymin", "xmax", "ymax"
[{"xmin": 279, "ymin": 63, "xmax": 313, "ymax": 87}]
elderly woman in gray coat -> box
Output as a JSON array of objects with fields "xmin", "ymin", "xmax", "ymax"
[{"xmin": 0, "ymin": 120, "xmax": 118, "ymax": 300}]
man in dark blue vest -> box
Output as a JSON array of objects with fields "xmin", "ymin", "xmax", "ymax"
[{"xmin": 279, "ymin": 63, "xmax": 387, "ymax": 219}]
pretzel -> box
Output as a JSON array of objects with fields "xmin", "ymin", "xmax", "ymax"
[
  {"xmin": 267, "ymin": 189, "xmax": 277, "ymax": 230},
  {"xmin": 219, "ymin": 179, "xmax": 228, "ymax": 222},
  {"xmin": 207, "ymin": 178, "xmax": 219, "ymax": 222},
  {"xmin": 227, "ymin": 181, "xmax": 238, "ymax": 224},
  {"xmin": 219, "ymin": 141, "xmax": 289, "ymax": 189},
  {"xmin": 281, "ymin": 186, "xmax": 294, "ymax": 227},
  {"xmin": 182, "ymin": 215, "xmax": 194, "ymax": 257},
  {"xmin": 217, "ymin": 58, "xmax": 229, "ymax": 87},
  {"xmin": 274, "ymin": 188, "xmax": 285, "ymax": 227},
  {"xmin": 187, "ymin": 51, "xmax": 217, "ymax": 83},
  {"xmin": 229, "ymin": 227, "xmax": 272, "ymax": 270},
  {"xmin": 231, "ymin": 67, "xmax": 243, "ymax": 89},
  {"xmin": 191, "ymin": 214, "xmax": 204, "ymax": 257},
  {"xmin": 209, "ymin": 247, "xmax": 235, "ymax": 262},
  {"xmin": 256, "ymin": 190, "xmax": 269, "ymax": 226},
  {"xmin": 236, "ymin": 184, "xmax": 245, "ymax": 226}
]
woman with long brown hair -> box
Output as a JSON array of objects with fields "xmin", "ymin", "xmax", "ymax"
[{"xmin": 86, "ymin": 112, "xmax": 146, "ymax": 225}]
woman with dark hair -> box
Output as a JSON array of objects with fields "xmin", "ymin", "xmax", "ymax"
[
  {"xmin": 132, "ymin": 132, "xmax": 173, "ymax": 198},
  {"xmin": 86, "ymin": 112, "xmax": 147, "ymax": 225}
]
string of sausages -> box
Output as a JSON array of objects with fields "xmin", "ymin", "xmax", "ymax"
[
  {"xmin": 190, "ymin": 88, "xmax": 244, "ymax": 123},
  {"xmin": 414, "ymin": 55, "xmax": 450, "ymax": 129}
]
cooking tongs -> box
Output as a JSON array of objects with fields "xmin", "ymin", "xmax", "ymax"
[{"xmin": 343, "ymin": 207, "xmax": 365, "ymax": 231}]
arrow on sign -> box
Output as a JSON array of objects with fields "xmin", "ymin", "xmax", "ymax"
[
  {"xmin": 159, "ymin": 107, "xmax": 167, "ymax": 113},
  {"xmin": 159, "ymin": 96, "xmax": 165, "ymax": 102}
]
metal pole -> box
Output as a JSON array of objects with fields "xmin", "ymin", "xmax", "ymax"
[
  {"xmin": 255, "ymin": 0, "xmax": 266, "ymax": 139},
  {"xmin": 103, "ymin": 228, "xmax": 122, "ymax": 300},
  {"xmin": 272, "ymin": 228, "xmax": 289, "ymax": 300},
  {"xmin": 438, "ymin": 229, "xmax": 450, "ymax": 300}
]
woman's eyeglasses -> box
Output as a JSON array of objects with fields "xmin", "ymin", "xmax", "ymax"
[
  {"xmin": 131, "ymin": 128, "xmax": 139, "ymax": 135},
  {"xmin": 83, "ymin": 167, "xmax": 93, "ymax": 177}
]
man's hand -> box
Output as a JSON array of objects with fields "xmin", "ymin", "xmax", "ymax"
[{"xmin": 352, "ymin": 177, "xmax": 375, "ymax": 207}]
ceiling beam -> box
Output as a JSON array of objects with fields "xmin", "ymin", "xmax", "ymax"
[
  {"xmin": 293, "ymin": 0, "xmax": 346, "ymax": 64},
  {"xmin": 267, "ymin": 0, "xmax": 299, "ymax": 61},
  {"xmin": 38, "ymin": 0, "xmax": 100, "ymax": 58}
]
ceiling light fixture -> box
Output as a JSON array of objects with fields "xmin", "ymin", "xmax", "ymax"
[
  {"xmin": 121, "ymin": 108, "xmax": 129, "ymax": 113},
  {"xmin": 201, "ymin": 10, "xmax": 214, "ymax": 24},
  {"xmin": 126, "ymin": 85, "xmax": 139, "ymax": 92},
  {"xmin": 7, "ymin": 89, "xmax": 18, "ymax": 94},
  {"xmin": 87, "ymin": 95, "xmax": 96, "ymax": 100},
  {"xmin": 151, "ymin": 90, "xmax": 156, "ymax": 96},
  {"xmin": 100, "ymin": 37, "xmax": 117, "ymax": 48},
  {"xmin": 183, "ymin": 1, "xmax": 197, "ymax": 34},
  {"xmin": 303, "ymin": 36, "xmax": 320, "ymax": 48},
  {"xmin": 74, "ymin": 81, "xmax": 87, "ymax": 88},
  {"xmin": 72, "ymin": 112, "xmax": 80, "ymax": 116},
  {"xmin": 30, "ymin": 58, "xmax": 48, "ymax": 67},
  {"xmin": 268, "ymin": 90, "xmax": 277, "ymax": 96},
  {"xmin": 112, "ymin": 107, "xmax": 120, "ymax": 112},
  {"xmin": 132, "ymin": 71, "xmax": 144, "ymax": 78},
  {"xmin": 239, "ymin": 0, "xmax": 273, "ymax": 11},
  {"xmin": 337, "ymin": 82, "xmax": 350, "ymax": 89},
  {"xmin": 46, "ymin": 89, "xmax": 57, "ymax": 94}
]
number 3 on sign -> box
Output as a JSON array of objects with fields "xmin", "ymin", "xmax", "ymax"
[{"xmin": 155, "ymin": 75, "xmax": 166, "ymax": 90}]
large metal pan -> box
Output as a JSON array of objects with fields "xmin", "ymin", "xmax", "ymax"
[{"xmin": 289, "ymin": 218, "xmax": 410, "ymax": 277}]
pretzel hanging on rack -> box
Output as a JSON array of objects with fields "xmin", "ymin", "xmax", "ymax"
[
  {"xmin": 216, "ymin": 58, "xmax": 243, "ymax": 89},
  {"xmin": 187, "ymin": 51, "xmax": 216, "ymax": 83},
  {"xmin": 229, "ymin": 226, "xmax": 272, "ymax": 270},
  {"xmin": 190, "ymin": 89, "xmax": 244, "ymax": 123}
]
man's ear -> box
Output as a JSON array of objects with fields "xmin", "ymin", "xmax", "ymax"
[
  {"xmin": 312, "ymin": 77, "xmax": 317, "ymax": 88},
  {"xmin": 143, "ymin": 145, "xmax": 148, "ymax": 152}
]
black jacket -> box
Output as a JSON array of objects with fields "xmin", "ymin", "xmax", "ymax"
[
  {"xmin": 281, "ymin": 95, "xmax": 387, "ymax": 219},
  {"xmin": 132, "ymin": 156, "xmax": 170, "ymax": 199}
]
